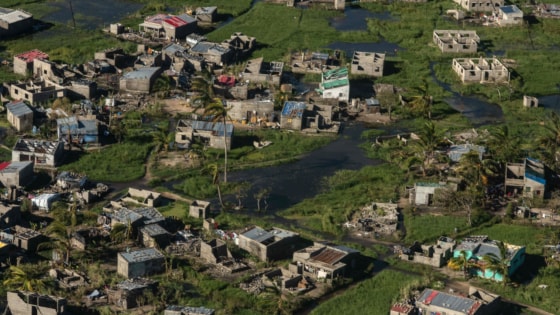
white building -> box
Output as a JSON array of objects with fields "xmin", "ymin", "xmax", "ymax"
[
  {"xmin": 318, "ymin": 67, "xmax": 349, "ymax": 103},
  {"xmin": 497, "ymin": 5, "xmax": 523, "ymax": 26}
]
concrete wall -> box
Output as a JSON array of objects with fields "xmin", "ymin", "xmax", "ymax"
[
  {"xmin": 0, "ymin": 162, "xmax": 34, "ymax": 188},
  {"xmin": 7, "ymin": 109, "xmax": 33, "ymax": 132},
  {"xmin": 117, "ymin": 254, "xmax": 165, "ymax": 278},
  {"xmin": 12, "ymin": 142, "xmax": 64, "ymax": 168},
  {"xmin": 321, "ymin": 85, "xmax": 349, "ymax": 103},
  {"xmin": 280, "ymin": 116, "xmax": 303, "ymax": 130},
  {"xmin": 13, "ymin": 58, "xmax": 31, "ymax": 76},
  {"xmin": 227, "ymin": 100, "xmax": 275, "ymax": 122},
  {"xmin": 0, "ymin": 14, "xmax": 33, "ymax": 37},
  {"xmin": 454, "ymin": 0, "xmax": 504, "ymax": 11},
  {"xmin": 7, "ymin": 291, "xmax": 66, "ymax": 315}
]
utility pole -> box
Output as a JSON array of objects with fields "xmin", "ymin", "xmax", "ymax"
[{"xmin": 68, "ymin": 0, "xmax": 76, "ymax": 28}]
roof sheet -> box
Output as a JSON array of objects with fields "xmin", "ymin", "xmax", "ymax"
[
  {"xmin": 321, "ymin": 78, "xmax": 349, "ymax": 90},
  {"xmin": 141, "ymin": 223, "xmax": 168, "ymax": 236},
  {"xmin": 15, "ymin": 49, "xmax": 48, "ymax": 63},
  {"xmin": 501, "ymin": 5, "xmax": 521, "ymax": 14},
  {"xmin": 6, "ymin": 101, "xmax": 32, "ymax": 117},
  {"xmin": 281, "ymin": 101, "xmax": 306, "ymax": 117},
  {"xmin": 119, "ymin": 247, "xmax": 164, "ymax": 263},
  {"xmin": 242, "ymin": 226, "xmax": 274, "ymax": 243},
  {"xmin": 164, "ymin": 16, "xmax": 187, "ymax": 28},
  {"xmin": 190, "ymin": 120, "xmax": 233, "ymax": 137},
  {"xmin": 0, "ymin": 9, "xmax": 32, "ymax": 24},
  {"xmin": 311, "ymin": 248, "xmax": 346, "ymax": 265},
  {"xmin": 418, "ymin": 289, "xmax": 482, "ymax": 315},
  {"xmin": 122, "ymin": 67, "xmax": 160, "ymax": 80}
]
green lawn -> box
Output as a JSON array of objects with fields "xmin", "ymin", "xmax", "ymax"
[
  {"xmin": 403, "ymin": 213, "xmax": 468, "ymax": 244},
  {"xmin": 311, "ymin": 269, "xmax": 422, "ymax": 315},
  {"xmin": 471, "ymin": 223, "xmax": 551, "ymax": 255}
]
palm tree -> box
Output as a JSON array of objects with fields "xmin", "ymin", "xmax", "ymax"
[
  {"xmin": 539, "ymin": 111, "xmax": 560, "ymax": 169},
  {"xmin": 408, "ymin": 81, "xmax": 434, "ymax": 120},
  {"xmin": 482, "ymin": 241, "xmax": 511, "ymax": 286},
  {"xmin": 153, "ymin": 75, "xmax": 171, "ymax": 101},
  {"xmin": 413, "ymin": 121, "xmax": 443, "ymax": 177},
  {"xmin": 455, "ymin": 151, "xmax": 497, "ymax": 189},
  {"xmin": 110, "ymin": 221, "xmax": 133, "ymax": 244},
  {"xmin": 204, "ymin": 163, "xmax": 224, "ymax": 210},
  {"xmin": 40, "ymin": 221, "xmax": 73, "ymax": 265},
  {"xmin": 190, "ymin": 75, "xmax": 215, "ymax": 110},
  {"xmin": 489, "ymin": 125, "xmax": 521, "ymax": 166},
  {"xmin": 153, "ymin": 126, "xmax": 172, "ymax": 153},
  {"xmin": 3, "ymin": 265, "xmax": 46, "ymax": 292},
  {"xmin": 448, "ymin": 250, "xmax": 472, "ymax": 279},
  {"xmin": 204, "ymin": 98, "xmax": 231, "ymax": 183}
]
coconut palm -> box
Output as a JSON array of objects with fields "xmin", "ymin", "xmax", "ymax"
[
  {"xmin": 413, "ymin": 121, "xmax": 443, "ymax": 177},
  {"xmin": 539, "ymin": 111, "xmax": 560, "ymax": 169},
  {"xmin": 190, "ymin": 75, "xmax": 215, "ymax": 109},
  {"xmin": 3, "ymin": 265, "xmax": 46, "ymax": 292},
  {"xmin": 408, "ymin": 81, "xmax": 434, "ymax": 120},
  {"xmin": 204, "ymin": 163, "xmax": 224, "ymax": 210},
  {"xmin": 40, "ymin": 221, "xmax": 73, "ymax": 265},
  {"xmin": 204, "ymin": 98, "xmax": 231, "ymax": 183},
  {"xmin": 482, "ymin": 241, "xmax": 511, "ymax": 286},
  {"xmin": 448, "ymin": 250, "xmax": 472, "ymax": 279},
  {"xmin": 489, "ymin": 125, "xmax": 521, "ymax": 166},
  {"xmin": 455, "ymin": 151, "xmax": 497, "ymax": 189}
]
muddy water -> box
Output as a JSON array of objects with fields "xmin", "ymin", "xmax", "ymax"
[
  {"xmin": 227, "ymin": 123, "xmax": 382, "ymax": 211},
  {"xmin": 42, "ymin": 0, "xmax": 143, "ymax": 30},
  {"xmin": 330, "ymin": 7, "xmax": 394, "ymax": 31}
]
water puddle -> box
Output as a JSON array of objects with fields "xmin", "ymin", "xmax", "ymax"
[
  {"xmin": 330, "ymin": 7, "xmax": 394, "ymax": 31},
  {"xmin": 42, "ymin": 0, "xmax": 143, "ymax": 30},
  {"xmin": 538, "ymin": 94, "xmax": 560, "ymax": 113}
]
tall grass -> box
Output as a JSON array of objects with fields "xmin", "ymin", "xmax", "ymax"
[
  {"xmin": 404, "ymin": 213, "xmax": 468, "ymax": 244},
  {"xmin": 311, "ymin": 269, "xmax": 422, "ymax": 315}
]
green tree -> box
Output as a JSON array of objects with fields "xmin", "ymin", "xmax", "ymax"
[
  {"xmin": 413, "ymin": 121, "xmax": 443, "ymax": 177},
  {"xmin": 204, "ymin": 163, "xmax": 224, "ymax": 210},
  {"xmin": 40, "ymin": 221, "xmax": 73, "ymax": 265},
  {"xmin": 482, "ymin": 241, "xmax": 510, "ymax": 286},
  {"xmin": 110, "ymin": 222, "xmax": 133, "ymax": 244},
  {"xmin": 204, "ymin": 98, "xmax": 231, "ymax": 183},
  {"xmin": 539, "ymin": 112, "xmax": 560, "ymax": 169},
  {"xmin": 190, "ymin": 75, "xmax": 215, "ymax": 109},
  {"xmin": 448, "ymin": 250, "xmax": 472, "ymax": 279},
  {"xmin": 408, "ymin": 81, "xmax": 434, "ymax": 120},
  {"xmin": 153, "ymin": 126, "xmax": 172, "ymax": 153},
  {"xmin": 3, "ymin": 265, "xmax": 46, "ymax": 292},
  {"xmin": 153, "ymin": 75, "xmax": 171, "ymax": 101}
]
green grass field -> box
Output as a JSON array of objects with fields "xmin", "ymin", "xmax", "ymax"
[{"xmin": 403, "ymin": 213, "xmax": 468, "ymax": 244}]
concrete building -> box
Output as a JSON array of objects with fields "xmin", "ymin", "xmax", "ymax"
[
  {"xmin": 399, "ymin": 236, "xmax": 456, "ymax": 267},
  {"xmin": 140, "ymin": 13, "xmax": 197, "ymax": 39},
  {"xmin": 196, "ymin": 6, "xmax": 218, "ymax": 23},
  {"xmin": 0, "ymin": 8, "xmax": 33, "ymax": 38},
  {"xmin": 7, "ymin": 291, "xmax": 67, "ymax": 315},
  {"xmin": 6, "ymin": 100, "xmax": 33, "ymax": 132},
  {"xmin": 350, "ymin": 51, "xmax": 385, "ymax": 77},
  {"xmin": 237, "ymin": 226, "xmax": 300, "ymax": 262},
  {"xmin": 523, "ymin": 95, "xmax": 539, "ymax": 108},
  {"xmin": 280, "ymin": 101, "xmax": 306, "ymax": 130},
  {"xmin": 497, "ymin": 5, "xmax": 523, "ymax": 26},
  {"xmin": 165, "ymin": 305, "xmax": 215, "ymax": 315},
  {"xmin": 13, "ymin": 49, "xmax": 49, "ymax": 76},
  {"xmin": 200, "ymin": 239, "xmax": 231, "ymax": 264},
  {"xmin": 318, "ymin": 67, "xmax": 350, "ymax": 102},
  {"xmin": 11, "ymin": 225, "xmax": 47, "ymax": 252},
  {"xmin": 454, "ymin": 235, "xmax": 525, "ymax": 281},
  {"xmin": 0, "ymin": 161, "xmax": 33, "ymax": 188},
  {"xmin": 175, "ymin": 119, "xmax": 233, "ymax": 150},
  {"xmin": 189, "ymin": 199, "xmax": 210, "ymax": 219},
  {"xmin": 410, "ymin": 182, "xmax": 447, "ymax": 205},
  {"xmin": 117, "ymin": 247, "xmax": 165, "ymax": 278},
  {"xmin": 433, "ymin": 30, "xmax": 479, "ymax": 53},
  {"xmin": 290, "ymin": 242, "xmax": 359, "ymax": 280},
  {"xmin": 139, "ymin": 224, "xmax": 170, "ymax": 248},
  {"xmin": 452, "ymin": 57, "xmax": 510, "ymax": 84},
  {"xmin": 453, "ymin": 0, "xmax": 504, "ymax": 12},
  {"xmin": 221, "ymin": 32, "xmax": 256, "ymax": 61},
  {"xmin": 290, "ymin": 51, "xmax": 338, "ymax": 74},
  {"xmin": 107, "ymin": 278, "xmax": 157, "ymax": 310},
  {"xmin": 504, "ymin": 157, "xmax": 547, "ymax": 198},
  {"xmin": 190, "ymin": 41, "xmax": 231, "ymax": 66},
  {"xmin": 121, "ymin": 188, "xmax": 163, "ymax": 208},
  {"xmin": 241, "ymin": 57, "xmax": 284, "ymax": 86},
  {"xmin": 57, "ymin": 116, "xmax": 99, "ymax": 144},
  {"xmin": 416, "ymin": 288, "xmax": 501, "ymax": 315},
  {"xmin": 12, "ymin": 139, "xmax": 65, "ymax": 169},
  {"xmin": 226, "ymin": 99, "xmax": 275, "ymax": 124},
  {"xmin": 119, "ymin": 67, "xmax": 163, "ymax": 93},
  {"xmin": 9, "ymin": 80, "xmax": 66, "ymax": 106}
]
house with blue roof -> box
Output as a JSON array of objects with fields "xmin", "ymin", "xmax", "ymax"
[
  {"xmin": 453, "ymin": 235, "xmax": 525, "ymax": 282},
  {"xmin": 505, "ymin": 157, "xmax": 547, "ymax": 198},
  {"xmin": 280, "ymin": 101, "xmax": 307, "ymax": 130},
  {"xmin": 56, "ymin": 116, "xmax": 99, "ymax": 144}
]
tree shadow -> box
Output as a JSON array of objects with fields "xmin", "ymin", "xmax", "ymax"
[{"xmin": 383, "ymin": 60, "xmax": 401, "ymax": 76}]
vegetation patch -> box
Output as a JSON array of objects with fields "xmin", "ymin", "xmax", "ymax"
[
  {"xmin": 403, "ymin": 213, "xmax": 468, "ymax": 244},
  {"xmin": 60, "ymin": 142, "xmax": 152, "ymax": 182}
]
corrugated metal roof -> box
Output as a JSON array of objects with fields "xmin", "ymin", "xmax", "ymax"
[
  {"xmin": 140, "ymin": 223, "xmax": 168, "ymax": 236},
  {"xmin": 281, "ymin": 101, "xmax": 306, "ymax": 117},
  {"xmin": 6, "ymin": 101, "xmax": 32, "ymax": 117},
  {"xmin": 418, "ymin": 289, "xmax": 482, "ymax": 315},
  {"xmin": 311, "ymin": 248, "xmax": 346, "ymax": 265},
  {"xmin": 122, "ymin": 67, "xmax": 160, "ymax": 80},
  {"xmin": 500, "ymin": 5, "xmax": 521, "ymax": 14},
  {"xmin": 242, "ymin": 226, "xmax": 273, "ymax": 243},
  {"xmin": 190, "ymin": 120, "xmax": 233, "ymax": 137},
  {"xmin": 321, "ymin": 78, "xmax": 349, "ymax": 90},
  {"xmin": 119, "ymin": 247, "xmax": 164, "ymax": 263}
]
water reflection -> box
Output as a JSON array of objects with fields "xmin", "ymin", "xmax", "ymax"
[
  {"xmin": 42, "ymin": 0, "xmax": 143, "ymax": 30},
  {"xmin": 330, "ymin": 7, "xmax": 394, "ymax": 31}
]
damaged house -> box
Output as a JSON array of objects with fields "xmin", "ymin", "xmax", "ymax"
[
  {"xmin": 12, "ymin": 138, "xmax": 65, "ymax": 169},
  {"xmin": 453, "ymin": 0, "xmax": 504, "ymax": 12},
  {"xmin": 291, "ymin": 51, "xmax": 338, "ymax": 74},
  {"xmin": 221, "ymin": 32, "xmax": 256, "ymax": 61},
  {"xmin": 13, "ymin": 49, "xmax": 48, "ymax": 76},
  {"xmin": 237, "ymin": 226, "xmax": 300, "ymax": 262},
  {"xmin": 504, "ymin": 157, "xmax": 548, "ymax": 198},
  {"xmin": 139, "ymin": 13, "xmax": 197, "ymax": 39},
  {"xmin": 280, "ymin": 101, "xmax": 306, "ymax": 131},
  {"xmin": 165, "ymin": 305, "xmax": 215, "ymax": 315},
  {"xmin": 122, "ymin": 187, "xmax": 163, "ymax": 207},
  {"xmin": 241, "ymin": 57, "xmax": 284, "ymax": 86},
  {"xmin": 7, "ymin": 291, "xmax": 68, "ymax": 315},
  {"xmin": 119, "ymin": 67, "xmax": 163, "ymax": 93},
  {"xmin": 226, "ymin": 98, "xmax": 275, "ymax": 125},
  {"xmin": 117, "ymin": 247, "xmax": 165, "ymax": 278},
  {"xmin": 317, "ymin": 67, "xmax": 350, "ymax": 103},
  {"xmin": 398, "ymin": 236, "xmax": 456, "ymax": 267},
  {"xmin": 6, "ymin": 100, "xmax": 33, "ymax": 132},
  {"xmin": 175, "ymin": 119, "xmax": 233, "ymax": 150},
  {"xmin": 189, "ymin": 199, "xmax": 210, "ymax": 219},
  {"xmin": 0, "ymin": 161, "xmax": 34, "ymax": 188},
  {"xmin": 9, "ymin": 80, "xmax": 66, "ymax": 106},
  {"xmin": 416, "ymin": 287, "xmax": 501, "ymax": 315},
  {"xmin": 452, "ymin": 57, "xmax": 510, "ymax": 84},
  {"xmin": 350, "ymin": 51, "xmax": 385, "ymax": 77},
  {"xmin": 433, "ymin": 30, "xmax": 479, "ymax": 53},
  {"xmin": 289, "ymin": 242, "xmax": 359, "ymax": 280},
  {"xmin": 107, "ymin": 278, "xmax": 158, "ymax": 310},
  {"xmin": 56, "ymin": 116, "xmax": 99, "ymax": 145}
]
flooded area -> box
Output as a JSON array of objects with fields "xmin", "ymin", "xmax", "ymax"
[
  {"xmin": 330, "ymin": 7, "xmax": 394, "ymax": 31},
  {"xmin": 538, "ymin": 94, "xmax": 560, "ymax": 113},
  {"xmin": 42, "ymin": 0, "xmax": 143, "ymax": 30},
  {"xmin": 227, "ymin": 123, "xmax": 382, "ymax": 211}
]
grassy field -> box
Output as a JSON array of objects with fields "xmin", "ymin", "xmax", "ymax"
[
  {"xmin": 403, "ymin": 213, "xmax": 469, "ymax": 244},
  {"xmin": 470, "ymin": 223, "xmax": 552, "ymax": 255},
  {"xmin": 60, "ymin": 142, "xmax": 152, "ymax": 182},
  {"xmin": 310, "ymin": 269, "xmax": 422, "ymax": 315}
]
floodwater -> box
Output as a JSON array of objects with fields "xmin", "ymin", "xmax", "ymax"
[
  {"xmin": 429, "ymin": 62, "xmax": 504, "ymax": 126},
  {"xmin": 227, "ymin": 123, "xmax": 382, "ymax": 211},
  {"xmin": 327, "ymin": 41, "xmax": 402, "ymax": 58},
  {"xmin": 42, "ymin": 0, "xmax": 143, "ymax": 30},
  {"xmin": 330, "ymin": 7, "xmax": 394, "ymax": 31},
  {"xmin": 538, "ymin": 94, "xmax": 560, "ymax": 113}
]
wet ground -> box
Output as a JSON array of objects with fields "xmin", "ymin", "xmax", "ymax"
[
  {"xmin": 42, "ymin": 0, "xmax": 143, "ymax": 30},
  {"xmin": 329, "ymin": 7, "xmax": 394, "ymax": 32}
]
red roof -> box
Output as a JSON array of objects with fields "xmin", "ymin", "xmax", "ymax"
[
  {"xmin": 424, "ymin": 290, "xmax": 439, "ymax": 304},
  {"xmin": 0, "ymin": 162, "xmax": 11, "ymax": 171},
  {"xmin": 390, "ymin": 303, "xmax": 414, "ymax": 313},
  {"xmin": 218, "ymin": 75, "xmax": 235, "ymax": 87},
  {"xmin": 164, "ymin": 16, "xmax": 187, "ymax": 28},
  {"xmin": 15, "ymin": 49, "xmax": 49, "ymax": 63}
]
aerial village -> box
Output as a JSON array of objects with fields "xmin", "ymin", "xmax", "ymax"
[{"xmin": 0, "ymin": 0, "xmax": 560, "ymax": 314}]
